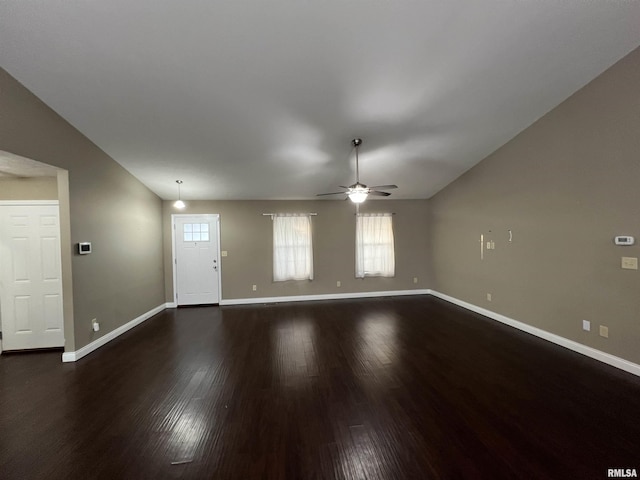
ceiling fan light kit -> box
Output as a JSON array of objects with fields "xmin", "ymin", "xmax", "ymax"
[
  {"xmin": 348, "ymin": 185, "xmax": 369, "ymax": 204},
  {"xmin": 317, "ymin": 138, "xmax": 397, "ymax": 203}
]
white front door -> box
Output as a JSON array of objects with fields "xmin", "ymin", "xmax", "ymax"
[
  {"xmin": 173, "ymin": 214, "xmax": 220, "ymax": 305},
  {"xmin": 0, "ymin": 204, "xmax": 65, "ymax": 350}
]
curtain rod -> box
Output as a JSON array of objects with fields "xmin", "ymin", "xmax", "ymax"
[
  {"xmin": 262, "ymin": 213, "xmax": 318, "ymax": 217},
  {"xmin": 355, "ymin": 212, "xmax": 396, "ymax": 215}
]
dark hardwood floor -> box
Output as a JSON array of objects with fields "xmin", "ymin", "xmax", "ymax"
[{"xmin": 1, "ymin": 296, "xmax": 639, "ymax": 479}]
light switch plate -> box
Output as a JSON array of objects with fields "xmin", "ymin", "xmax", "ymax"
[
  {"xmin": 621, "ymin": 257, "xmax": 638, "ymax": 270},
  {"xmin": 221, "ymin": 251, "xmax": 228, "ymax": 257}
]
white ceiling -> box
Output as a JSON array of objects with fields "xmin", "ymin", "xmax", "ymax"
[{"xmin": 1, "ymin": 1, "xmax": 639, "ymax": 201}]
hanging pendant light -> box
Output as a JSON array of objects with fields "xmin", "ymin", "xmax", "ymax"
[{"xmin": 174, "ymin": 180, "xmax": 186, "ymax": 209}]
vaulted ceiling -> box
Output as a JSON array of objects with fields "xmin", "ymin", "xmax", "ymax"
[{"xmin": 1, "ymin": 1, "xmax": 639, "ymax": 200}]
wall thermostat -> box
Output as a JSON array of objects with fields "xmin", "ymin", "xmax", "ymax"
[
  {"xmin": 614, "ymin": 236, "xmax": 635, "ymax": 246},
  {"xmin": 78, "ymin": 242, "xmax": 92, "ymax": 254}
]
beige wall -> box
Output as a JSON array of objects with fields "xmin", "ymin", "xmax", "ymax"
[
  {"xmin": 0, "ymin": 176, "xmax": 58, "ymax": 200},
  {"xmin": 0, "ymin": 68, "xmax": 165, "ymax": 351},
  {"xmin": 429, "ymin": 48, "xmax": 640, "ymax": 364},
  {"xmin": 163, "ymin": 199, "xmax": 431, "ymax": 301}
]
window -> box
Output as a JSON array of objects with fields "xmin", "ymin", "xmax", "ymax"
[
  {"xmin": 356, "ymin": 213, "xmax": 395, "ymax": 278},
  {"xmin": 273, "ymin": 214, "xmax": 313, "ymax": 281},
  {"xmin": 183, "ymin": 223, "xmax": 209, "ymax": 242}
]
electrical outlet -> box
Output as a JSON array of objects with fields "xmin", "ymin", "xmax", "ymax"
[
  {"xmin": 413, "ymin": 277, "xmax": 418, "ymax": 284},
  {"xmin": 252, "ymin": 284, "xmax": 257, "ymax": 291},
  {"xmin": 92, "ymin": 318, "xmax": 100, "ymax": 332},
  {"xmin": 599, "ymin": 325, "xmax": 609, "ymax": 338},
  {"xmin": 582, "ymin": 320, "xmax": 590, "ymax": 331},
  {"xmin": 336, "ymin": 280, "xmax": 341, "ymax": 287},
  {"xmin": 486, "ymin": 293, "xmax": 492, "ymax": 302}
]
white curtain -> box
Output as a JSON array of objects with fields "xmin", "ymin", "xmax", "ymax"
[
  {"xmin": 356, "ymin": 213, "xmax": 395, "ymax": 278},
  {"xmin": 273, "ymin": 214, "xmax": 314, "ymax": 281}
]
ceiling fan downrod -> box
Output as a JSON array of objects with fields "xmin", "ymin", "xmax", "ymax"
[{"xmin": 352, "ymin": 138, "xmax": 362, "ymax": 185}]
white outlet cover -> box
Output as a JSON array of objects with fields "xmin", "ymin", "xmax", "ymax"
[{"xmin": 582, "ymin": 320, "xmax": 590, "ymax": 331}]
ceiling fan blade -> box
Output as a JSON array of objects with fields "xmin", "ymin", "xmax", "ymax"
[
  {"xmin": 368, "ymin": 191, "xmax": 392, "ymax": 196},
  {"xmin": 369, "ymin": 184, "xmax": 397, "ymax": 190},
  {"xmin": 339, "ymin": 186, "xmax": 350, "ymax": 189},
  {"xmin": 316, "ymin": 191, "xmax": 347, "ymax": 196}
]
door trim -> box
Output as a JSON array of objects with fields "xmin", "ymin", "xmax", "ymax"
[
  {"xmin": 171, "ymin": 213, "xmax": 222, "ymax": 305},
  {"xmin": 0, "ymin": 200, "xmax": 59, "ymax": 206}
]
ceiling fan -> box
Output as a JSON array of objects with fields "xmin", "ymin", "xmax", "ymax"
[{"xmin": 317, "ymin": 138, "xmax": 397, "ymax": 203}]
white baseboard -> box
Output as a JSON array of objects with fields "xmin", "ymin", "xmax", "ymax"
[
  {"xmin": 166, "ymin": 301, "xmax": 177, "ymax": 308},
  {"xmin": 220, "ymin": 289, "xmax": 430, "ymax": 306},
  {"xmin": 61, "ymin": 303, "xmax": 170, "ymax": 362},
  {"xmin": 429, "ymin": 290, "xmax": 640, "ymax": 378}
]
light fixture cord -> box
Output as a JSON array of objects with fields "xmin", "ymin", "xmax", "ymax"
[{"xmin": 355, "ymin": 144, "xmax": 360, "ymax": 184}]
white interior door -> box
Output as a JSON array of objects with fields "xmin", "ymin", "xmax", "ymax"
[
  {"xmin": 0, "ymin": 204, "xmax": 65, "ymax": 350},
  {"xmin": 174, "ymin": 214, "xmax": 220, "ymax": 305}
]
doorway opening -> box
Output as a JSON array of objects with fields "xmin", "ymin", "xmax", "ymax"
[{"xmin": 0, "ymin": 151, "xmax": 74, "ymax": 355}]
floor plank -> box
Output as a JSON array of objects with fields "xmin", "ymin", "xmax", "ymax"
[{"xmin": 1, "ymin": 296, "xmax": 639, "ymax": 479}]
